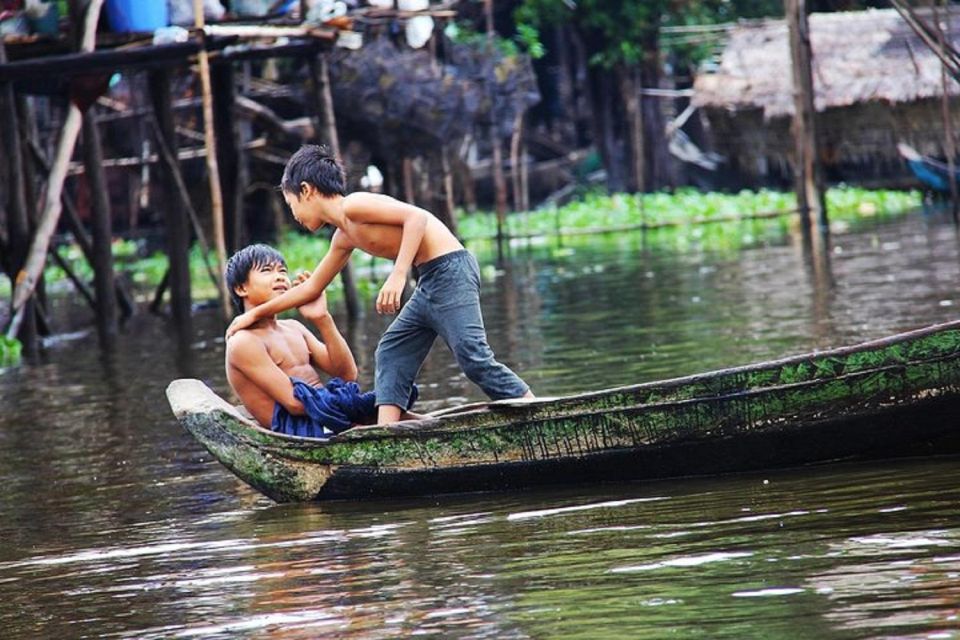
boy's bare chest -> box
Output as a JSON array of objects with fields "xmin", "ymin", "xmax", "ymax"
[
  {"xmin": 262, "ymin": 325, "xmax": 308, "ymax": 370},
  {"xmin": 342, "ymin": 223, "xmax": 402, "ymax": 260}
]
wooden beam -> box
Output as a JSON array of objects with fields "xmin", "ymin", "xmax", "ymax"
[{"xmin": 0, "ymin": 42, "xmax": 199, "ymax": 83}]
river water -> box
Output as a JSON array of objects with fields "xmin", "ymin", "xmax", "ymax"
[{"xmin": 1, "ymin": 210, "xmax": 959, "ymax": 638}]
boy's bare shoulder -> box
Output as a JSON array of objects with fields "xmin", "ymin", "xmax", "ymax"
[
  {"xmin": 342, "ymin": 191, "xmax": 394, "ymax": 212},
  {"xmin": 225, "ymin": 329, "xmax": 264, "ymax": 360}
]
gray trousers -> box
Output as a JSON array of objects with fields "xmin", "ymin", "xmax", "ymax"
[{"xmin": 375, "ymin": 250, "xmax": 530, "ymax": 408}]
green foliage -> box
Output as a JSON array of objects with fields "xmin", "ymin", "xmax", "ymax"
[
  {"xmin": 444, "ymin": 21, "xmax": 521, "ymax": 58},
  {"xmin": 515, "ymin": 0, "xmax": 784, "ymax": 68},
  {"xmin": 459, "ymin": 187, "xmax": 922, "ymax": 253},
  {"xmin": 0, "ymin": 336, "xmax": 22, "ymax": 368}
]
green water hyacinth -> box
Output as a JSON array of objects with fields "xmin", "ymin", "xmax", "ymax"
[{"xmin": 0, "ymin": 337, "xmax": 22, "ymax": 368}]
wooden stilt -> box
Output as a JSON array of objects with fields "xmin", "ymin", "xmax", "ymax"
[
  {"xmin": 934, "ymin": 1, "xmax": 959, "ymax": 222},
  {"xmin": 0, "ymin": 41, "xmax": 37, "ymax": 353},
  {"xmin": 82, "ymin": 110, "xmax": 119, "ymax": 346},
  {"xmin": 148, "ymin": 117, "xmax": 222, "ymax": 293},
  {"xmin": 151, "ymin": 268, "xmax": 171, "ymax": 315},
  {"xmin": 6, "ymin": 0, "xmax": 103, "ymax": 341},
  {"xmin": 25, "ymin": 137, "xmax": 135, "ymax": 319},
  {"xmin": 785, "ymin": 0, "xmax": 827, "ymax": 234},
  {"xmin": 309, "ymin": 53, "xmax": 359, "ymax": 319},
  {"xmin": 194, "ymin": 0, "xmax": 232, "ymax": 320},
  {"xmin": 510, "ymin": 110, "xmax": 523, "ymax": 211},
  {"xmin": 402, "ymin": 157, "xmax": 416, "ymax": 205},
  {"xmin": 484, "ymin": 0, "xmax": 508, "ymax": 246},
  {"xmin": 441, "ymin": 148, "xmax": 459, "ymax": 236},
  {"xmin": 50, "ymin": 247, "xmax": 96, "ymax": 311},
  {"xmin": 211, "ymin": 62, "xmax": 244, "ymax": 253},
  {"xmin": 149, "ymin": 69, "xmax": 193, "ymax": 330}
]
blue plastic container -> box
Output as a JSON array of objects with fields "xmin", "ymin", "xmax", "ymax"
[{"xmin": 106, "ymin": 0, "xmax": 168, "ymax": 33}]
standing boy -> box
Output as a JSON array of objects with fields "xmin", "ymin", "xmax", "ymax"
[{"xmin": 226, "ymin": 145, "xmax": 533, "ymax": 424}]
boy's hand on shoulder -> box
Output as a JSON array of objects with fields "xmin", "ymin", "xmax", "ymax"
[
  {"xmin": 226, "ymin": 311, "xmax": 257, "ymax": 339},
  {"xmin": 377, "ymin": 270, "xmax": 406, "ymax": 314}
]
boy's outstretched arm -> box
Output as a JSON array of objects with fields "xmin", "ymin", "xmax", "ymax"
[
  {"xmin": 226, "ymin": 234, "xmax": 353, "ymax": 338},
  {"xmin": 344, "ymin": 193, "xmax": 428, "ymax": 314}
]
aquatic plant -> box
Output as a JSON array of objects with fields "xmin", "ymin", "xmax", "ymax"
[{"xmin": 0, "ymin": 336, "xmax": 22, "ymax": 368}]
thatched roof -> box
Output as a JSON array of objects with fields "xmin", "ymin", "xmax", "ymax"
[{"xmin": 693, "ymin": 8, "xmax": 960, "ymax": 118}]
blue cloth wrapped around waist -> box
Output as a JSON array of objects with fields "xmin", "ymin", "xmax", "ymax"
[
  {"xmin": 272, "ymin": 377, "xmax": 376, "ymax": 438},
  {"xmin": 271, "ymin": 377, "xmax": 418, "ymax": 439}
]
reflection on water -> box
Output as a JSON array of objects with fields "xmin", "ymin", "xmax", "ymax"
[{"xmin": 1, "ymin": 210, "xmax": 959, "ymax": 637}]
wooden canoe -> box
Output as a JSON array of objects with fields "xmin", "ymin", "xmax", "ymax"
[{"xmin": 166, "ymin": 320, "xmax": 960, "ymax": 502}]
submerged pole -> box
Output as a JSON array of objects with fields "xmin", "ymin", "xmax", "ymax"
[{"xmin": 785, "ymin": 0, "xmax": 827, "ymax": 234}]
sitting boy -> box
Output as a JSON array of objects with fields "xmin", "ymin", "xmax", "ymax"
[{"xmin": 224, "ymin": 244, "xmax": 415, "ymax": 438}]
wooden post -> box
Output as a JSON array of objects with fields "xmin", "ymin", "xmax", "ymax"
[
  {"xmin": 309, "ymin": 53, "xmax": 360, "ymax": 319},
  {"xmin": 81, "ymin": 110, "xmax": 119, "ymax": 346},
  {"xmin": 441, "ymin": 148, "xmax": 459, "ymax": 236},
  {"xmin": 485, "ymin": 0, "xmax": 508, "ymax": 243},
  {"xmin": 211, "ymin": 62, "xmax": 244, "ymax": 253},
  {"xmin": 0, "ymin": 42, "xmax": 38, "ymax": 353},
  {"xmin": 785, "ymin": 0, "xmax": 827, "ymax": 233},
  {"xmin": 25, "ymin": 136, "xmax": 135, "ymax": 318},
  {"xmin": 148, "ymin": 118, "xmax": 222, "ymax": 293},
  {"xmin": 194, "ymin": 0, "xmax": 232, "ymax": 320},
  {"xmin": 934, "ymin": 1, "xmax": 959, "ymax": 221},
  {"xmin": 149, "ymin": 69, "xmax": 193, "ymax": 330},
  {"xmin": 510, "ymin": 110, "xmax": 523, "ymax": 211},
  {"xmin": 6, "ymin": 0, "xmax": 101, "ymax": 340},
  {"xmin": 402, "ymin": 157, "xmax": 416, "ymax": 204}
]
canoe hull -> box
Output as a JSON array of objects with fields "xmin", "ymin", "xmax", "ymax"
[{"xmin": 312, "ymin": 394, "xmax": 960, "ymax": 499}]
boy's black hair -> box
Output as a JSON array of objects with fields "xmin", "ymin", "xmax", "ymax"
[
  {"xmin": 280, "ymin": 144, "xmax": 346, "ymax": 198},
  {"xmin": 224, "ymin": 244, "xmax": 287, "ymax": 314}
]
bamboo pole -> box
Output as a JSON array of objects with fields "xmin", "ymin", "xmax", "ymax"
[
  {"xmin": 7, "ymin": 0, "xmax": 103, "ymax": 341},
  {"xmin": 194, "ymin": 0, "xmax": 232, "ymax": 320},
  {"xmin": 785, "ymin": 0, "xmax": 827, "ymax": 234}
]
